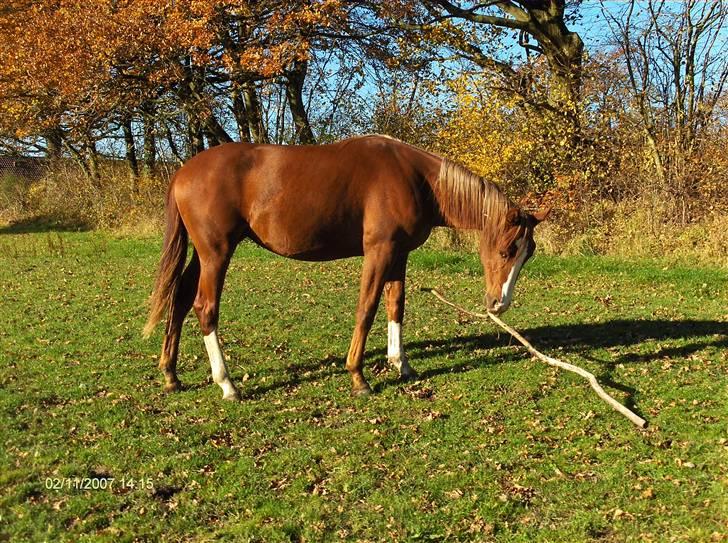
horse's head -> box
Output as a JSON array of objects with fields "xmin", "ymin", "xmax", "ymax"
[{"xmin": 479, "ymin": 207, "xmax": 550, "ymax": 315}]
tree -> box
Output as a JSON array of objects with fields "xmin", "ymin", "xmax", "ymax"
[
  {"xmin": 602, "ymin": 0, "xmax": 728, "ymax": 221},
  {"xmin": 383, "ymin": 1, "xmax": 585, "ymax": 131},
  {"xmin": 0, "ymin": 0, "xmax": 349, "ymax": 169}
]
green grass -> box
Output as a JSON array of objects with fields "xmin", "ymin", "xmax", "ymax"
[{"xmin": 0, "ymin": 229, "xmax": 726, "ymax": 542}]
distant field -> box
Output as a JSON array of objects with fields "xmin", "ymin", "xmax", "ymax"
[{"xmin": 1, "ymin": 228, "xmax": 726, "ymax": 542}]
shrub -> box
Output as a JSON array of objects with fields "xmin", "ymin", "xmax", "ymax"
[
  {"xmin": 20, "ymin": 163, "xmax": 166, "ymax": 231},
  {"xmin": 0, "ymin": 173, "xmax": 30, "ymax": 222}
]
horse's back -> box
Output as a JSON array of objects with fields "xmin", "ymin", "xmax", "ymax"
[{"xmin": 170, "ymin": 137, "xmax": 440, "ymax": 259}]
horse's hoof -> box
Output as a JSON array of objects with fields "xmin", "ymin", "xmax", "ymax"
[
  {"xmin": 163, "ymin": 381, "xmax": 182, "ymax": 393},
  {"xmin": 351, "ymin": 385, "xmax": 372, "ymax": 397},
  {"xmin": 222, "ymin": 389, "xmax": 242, "ymax": 402},
  {"xmin": 400, "ymin": 370, "xmax": 419, "ymax": 382}
]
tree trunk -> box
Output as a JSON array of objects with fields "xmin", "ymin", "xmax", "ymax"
[
  {"xmin": 176, "ymin": 57, "xmax": 234, "ymax": 148},
  {"xmin": 202, "ymin": 127, "xmax": 216, "ymax": 148},
  {"xmin": 86, "ymin": 139, "xmax": 101, "ymax": 188},
  {"xmin": 44, "ymin": 127, "xmax": 63, "ymax": 160},
  {"xmin": 243, "ymin": 82, "xmax": 268, "ymax": 144},
  {"xmin": 164, "ymin": 122, "xmax": 185, "ymax": 165},
  {"xmin": 122, "ymin": 116, "xmax": 139, "ymax": 191},
  {"xmin": 187, "ymin": 117, "xmax": 205, "ymax": 158},
  {"xmin": 142, "ymin": 105, "xmax": 156, "ymax": 177},
  {"xmin": 232, "ymin": 85, "xmax": 252, "ymax": 143},
  {"xmin": 284, "ymin": 60, "xmax": 316, "ymax": 144},
  {"xmin": 644, "ymin": 128, "xmax": 667, "ymax": 187},
  {"xmin": 63, "ymin": 140, "xmax": 93, "ymax": 182},
  {"xmin": 203, "ymin": 113, "xmax": 234, "ymax": 146},
  {"xmin": 527, "ymin": 2, "xmax": 584, "ymax": 122}
]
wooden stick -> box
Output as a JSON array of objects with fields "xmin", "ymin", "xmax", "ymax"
[{"xmin": 423, "ymin": 288, "xmax": 648, "ymax": 429}]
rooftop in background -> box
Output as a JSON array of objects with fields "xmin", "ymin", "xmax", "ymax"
[{"xmin": 0, "ymin": 156, "xmax": 49, "ymax": 181}]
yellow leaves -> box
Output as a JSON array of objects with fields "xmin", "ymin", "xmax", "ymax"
[
  {"xmin": 436, "ymin": 74, "xmax": 535, "ymax": 185},
  {"xmin": 434, "ymin": 72, "xmax": 585, "ymax": 199}
]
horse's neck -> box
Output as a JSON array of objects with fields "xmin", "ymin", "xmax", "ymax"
[{"xmin": 431, "ymin": 158, "xmax": 511, "ymax": 231}]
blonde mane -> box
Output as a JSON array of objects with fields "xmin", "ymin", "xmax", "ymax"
[{"xmin": 435, "ymin": 158, "xmax": 512, "ymax": 232}]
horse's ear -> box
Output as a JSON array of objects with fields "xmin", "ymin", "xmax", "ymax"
[
  {"xmin": 506, "ymin": 207, "xmax": 521, "ymax": 226},
  {"xmin": 531, "ymin": 207, "xmax": 551, "ymax": 224}
]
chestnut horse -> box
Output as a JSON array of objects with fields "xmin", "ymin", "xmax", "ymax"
[{"xmin": 144, "ymin": 135, "xmax": 549, "ymax": 400}]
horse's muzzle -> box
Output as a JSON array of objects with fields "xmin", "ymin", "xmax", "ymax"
[{"xmin": 485, "ymin": 293, "xmax": 509, "ymax": 315}]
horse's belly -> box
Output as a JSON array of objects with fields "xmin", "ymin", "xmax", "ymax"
[
  {"xmin": 251, "ymin": 240, "xmax": 363, "ymax": 262},
  {"xmin": 247, "ymin": 218, "xmax": 364, "ymax": 261},
  {"xmin": 281, "ymin": 246, "xmax": 362, "ymax": 262}
]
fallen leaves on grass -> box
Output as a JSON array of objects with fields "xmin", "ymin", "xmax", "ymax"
[
  {"xmin": 424, "ymin": 410, "xmax": 448, "ymax": 421},
  {"xmin": 499, "ymin": 478, "xmax": 536, "ymax": 505},
  {"xmin": 401, "ymin": 383, "xmax": 435, "ymax": 400}
]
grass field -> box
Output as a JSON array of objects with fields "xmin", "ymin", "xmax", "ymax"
[{"xmin": 1, "ymin": 227, "xmax": 726, "ymax": 542}]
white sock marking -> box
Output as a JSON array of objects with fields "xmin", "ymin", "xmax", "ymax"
[
  {"xmin": 387, "ymin": 321, "xmax": 402, "ymax": 365},
  {"xmin": 387, "ymin": 320, "xmax": 413, "ymax": 376},
  {"xmin": 203, "ymin": 329, "xmax": 239, "ymax": 399}
]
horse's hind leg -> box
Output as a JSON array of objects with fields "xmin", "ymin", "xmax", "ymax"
[
  {"xmin": 159, "ymin": 251, "xmax": 200, "ymax": 392},
  {"xmin": 384, "ymin": 254, "xmax": 417, "ymax": 381},
  {"xmin": 193, "ymin": 239, "xmax": 241, "ymax": 401}
]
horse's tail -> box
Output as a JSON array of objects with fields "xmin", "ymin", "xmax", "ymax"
[{"xmin": 143, "ymin": 180, "xmax": 188, "ymax": 338}]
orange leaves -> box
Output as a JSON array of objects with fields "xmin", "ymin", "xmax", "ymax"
[
  {"xmin": 155, "ymin": 0, "xmax": 344, "ymax": 74},
  {"xmin": 269, "ymin": 0, "xmax": 342, "ymax": 30},
  {"xmin": 0, "ymin": 0, "xmax": 349, "ymax": 142}
]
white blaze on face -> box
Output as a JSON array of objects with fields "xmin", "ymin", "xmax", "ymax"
[
  {"xmin": 494, "ymin": 237, "xmax": 529, "ymax": 312},
  {"xmin": 203, "ymin": 329, "xmax": 239, "ymax": 400}
]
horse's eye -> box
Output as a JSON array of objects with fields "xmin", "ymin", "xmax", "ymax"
[{"xmin": 499, "ymin": 251, "xmax": 508, "ymax": 259}]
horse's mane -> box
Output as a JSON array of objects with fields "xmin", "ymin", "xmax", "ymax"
[
  {"xmin": 352, "ymin": 137, "xmax": 514, "ymax": 236},
  {"xmin": 435, "ymin": 158, "xmax": 512, "ymax": 234}
]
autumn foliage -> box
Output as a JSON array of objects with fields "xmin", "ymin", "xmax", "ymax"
[
  {"xmin": 0, "ymin": 0, "xmax": 349, "ymax": 168},
  {"xmin": 0, "ymin": 1, "xmax": 726, "ymax": 260}
]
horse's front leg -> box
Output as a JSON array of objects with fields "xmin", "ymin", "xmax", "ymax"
[
  {"xmin": 384, "ymin": 254, "xmax": 417, "ymax": 381},
  {"xmin": 346, "ymin": 243, "xmax": 393, "ymax": 396}
]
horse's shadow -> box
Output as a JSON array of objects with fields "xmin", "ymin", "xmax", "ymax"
[{"xmin": 241, "ymin": 319, "xmax": 727, "ymax": 405}]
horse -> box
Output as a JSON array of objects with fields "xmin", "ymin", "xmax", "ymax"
[{"xmin": 143, "ymin": 135, "xmax": 549, "ymax": 400}]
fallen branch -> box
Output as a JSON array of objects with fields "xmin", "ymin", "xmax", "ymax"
[{"xmin": 423, "ymin": 288, "xmax": 648, "ymax": 429}]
